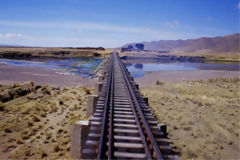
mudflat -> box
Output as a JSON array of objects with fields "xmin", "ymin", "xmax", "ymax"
[
  {"xmin": 141, "ymin": 78, "xmax": 240, "ymax": 159},
  {"xmin": 0, "ymin": 64, "xmax": 96, "ymax": 87}
]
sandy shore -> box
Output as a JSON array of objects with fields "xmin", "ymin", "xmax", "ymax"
[
  {"xmin": 0, "ymin": 64, "xmax": 96, "ymax": 87},
  {"xmin": 135, "ymin": 70, "xmax": 240, "ymax": 86}
]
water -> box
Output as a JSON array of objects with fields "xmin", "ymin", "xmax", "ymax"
[
  {"xmin": 125, "ymin": 61, "xmax": 240, "ymax": 78},
  {"xmin": 0, "ymin": 57, "xmax": 103, "ymax": 78},
  {"xmin": 0, "ymin": 57, "xmax": 239, "ymax": 79}
]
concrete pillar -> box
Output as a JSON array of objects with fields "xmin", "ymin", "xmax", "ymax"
[
  {"xmin": 158, "ymin": 123, "xmax": 167, "ymax": 138},
  {"xmin": 94, "ymin": 82, "xmax": 103, "ymax": 95},
  {"xmin": 86, "ymin": 95, "xmax": 98, "ymax": 118},
  {"xmin": 143, "ymin": 97, "xmax": 149, "ymax": 105},
  {"xmin": 98, "ymin": 75, "xmax": 104, "ymax": 82},
  {"xmin": 71, "ymin": 120, "xmax": 90, "ymax": 159},
  {"xmin": 135, "ymin": 84, "xmax": 139, "ymax": 90}
]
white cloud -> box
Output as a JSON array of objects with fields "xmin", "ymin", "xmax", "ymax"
[
  {"xmin": 0, "ymin": 33, "xmax": 23, "ymax": 39},
  {"xmin": 164, "ymin": 20, "xmax": 179, "ymax": 29},
  {"xmin": 206, "ymin": 16, "xmax": 213, "ymax": 22},
  {"xmin": 0, "ymin": 20, "xmax": 204, "ymax": 47},
  {"xmin": 5, "ymin": 33, "xmax": 22, "ymax": 38}
]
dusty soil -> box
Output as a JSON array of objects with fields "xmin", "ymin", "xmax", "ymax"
[
  {"xmin": 141, "ymin": 78, "xmax": 240, "ymax": 160},
  {"xmin": 0, "ymin": 64, "xmax": 96, "ymax": 87},
  {"xmin": 0, "ymin": 82, "xmax": 92, "ymax": 159}
]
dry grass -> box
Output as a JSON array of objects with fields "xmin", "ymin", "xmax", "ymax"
[
  {"xmin": 0, "ymin": 82, "xmax": 92, "ymax": 159},
  {"xmin": 141, "ymin": 77, "xmax": 240, "ymax": 159}
]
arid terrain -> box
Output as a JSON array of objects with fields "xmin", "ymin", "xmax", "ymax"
[
  {"xmin": 141, "ymin": 77, "xmax": 240, "ymax": 159},
  {"xmin": 0, "ymin": 82, "xmax": 92, "ymax": 159},
  {"xmin": 0, "ymin": 76, "xmax": 239, "ymax": 159},
  {"xmin": 0, "ymin": 46, "xmax": 239, "ymax": 159}
]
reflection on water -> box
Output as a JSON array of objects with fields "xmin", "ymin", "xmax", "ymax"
[
  {"xmin": 1, "ymin": 57, "xmax": 239, "ymax": 79},
  {"xmin": 125, "ymin": 60, "xmax": 240, "ymax": 78},
  {"xmin": 0, "ymin": 58, "xmax": 102, "ymax": 78}
]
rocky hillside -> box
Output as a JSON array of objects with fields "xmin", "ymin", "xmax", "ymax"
[{"xmin": 123, "ymin": 33, "xmax": 240, "ymax": 55}]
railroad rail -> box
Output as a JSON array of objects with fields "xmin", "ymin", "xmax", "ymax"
[{"xmin": 82, "ymin": 52, "xmax": 178, "ymax": 159}]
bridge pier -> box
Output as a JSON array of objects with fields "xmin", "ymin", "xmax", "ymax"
[
  {"xmin": 86, "ymin": 95, "xmax": 99, "ymax": 118},
  {"xmin": 158, "ymin": 123, "xmax": 167, "ymax": 137},
  {"xmin": 70, "ymin": 120, "xmax": 89, "ymax": 159},
  {"xmin": 135, "ymin": 84, "xmax": 139, "ymax": 90},
  {"xmin": 143, "ymin": 97, "xmax": 149, "ymax": 105},
  {"xmin": 98, "ymin": 75, "xmax": 104, "ymax": 82},
  {"xmin": 94, "ymin": 82, "xmax": 103, "ymax": 95}
]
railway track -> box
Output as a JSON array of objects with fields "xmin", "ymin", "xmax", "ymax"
[{"xmin": 82, "ymin": 52, "xmax": 178, "ymax": 159}]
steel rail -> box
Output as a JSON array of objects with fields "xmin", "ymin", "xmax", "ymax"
[
  {"xmin": 97, "ymin": 55, "xmax": 114, "ymax": 160},
  {"xmin": 114, "ymin": 53, "xmax": 153, "ymax": 159},
  {"xmin": 117, "ymin": 54, "xmax": 165, "ymax": 160},
  {"xmin": 108, "ymin": 58, "xmax": 114, "ymax": 159}
]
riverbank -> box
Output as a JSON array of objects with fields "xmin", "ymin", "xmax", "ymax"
[
  {"xmin": 0, "ymin": 64, "xmax": 96, "ymax": 87},
  {"xmin": 119, "ymin": 51, "xmax": 240, "ymax": 62},
  {"xmin": 135, "ymin": 70, "xmax": 240, "ymax": 86},
  {"xmin": 0, "ymin": 47, "xmax": 112, "ymax": 58},
  {"xmin": 141, "ymin": 77, "xmax": 240, "ymax": 159}
]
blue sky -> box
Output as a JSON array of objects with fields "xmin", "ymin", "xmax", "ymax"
[{"xmin": 0, "ymin": 0, "xmax": 239, "ymax": 47}]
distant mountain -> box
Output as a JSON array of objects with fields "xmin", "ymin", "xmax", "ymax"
[
  {"xmin": 123, "ymin": 33, "xmax": 240, "ymax": 54},
  {"xmin": 0, "ymin": 44, "xmax": 25, "ymax": 47}
]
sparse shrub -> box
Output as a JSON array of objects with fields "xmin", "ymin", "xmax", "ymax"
[
  {"xmin": 156, "ymin": 81, "xmax": 164, "ymax": 86},
  {"xmin": 34, "ymin": 85, "xmax": 41, "ymax": 91},
  {"xmin": 57, "ymin": 129, "xmax": 64, "ymax": 134},
  {"xmin": 16, "ymin": 139, "xmax": 24, "ymax": 144},
  {"xmin": 33, "ymin": 116, "xmax": 40, "ymax": 122},
  {"xmin": 29, "ymin": 81, "xmax": 34, "ymax": 86},
  {"xmin": 40, "ymin": 112, "xmax": 47, "ymax": 117},
  {"xmin": 59, "ymin": 100, "xmax": 64, "ymax": 105},
  {"xmin": 42, "ymin": 152, "xmax": 48, "ymax": 158},
  {"xmin": 49, "ymin": 102, "xmax": 57, "ymax": 113},
  {"xmin": 53, "ymin": 145, "xmax": 60, "ymax": 152},
  {"xmin": 46, "ymin": 132, "xmax": 52, "ymax": 140},
  {"xmin": 84, "ymin": 88, "xmax": 91, "ymax": 94},
  {"xmin": 0, "ymin": 102, "xmax": 5, "ymax": 111},
  {"xmin": 22, "ymin": 134, "xmax": 31, "ymax": 140},
  {"xmin": 4, "ymin": 128, "xmax": 12, "ymax": 133}
]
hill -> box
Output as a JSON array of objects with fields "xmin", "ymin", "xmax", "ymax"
[{"xmin": 122, "ymin": 33, "xmax": 240, "ymax": 55}]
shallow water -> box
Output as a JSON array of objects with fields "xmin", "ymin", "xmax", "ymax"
[
  {"xmin": 0, "ymin": 57, "xmax": 239, "ymax": 79},
  {"xmin": 125, "ymin": 61, "xmax": 240, "ymax": 78},
  {"xmin": 0, "ymin": 57, "xmax": 102, "ymax": 78}
]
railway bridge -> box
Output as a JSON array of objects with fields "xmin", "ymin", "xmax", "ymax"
[{"xmin": 71, "ymin": 52, "xmax": 178, "ymax": 159}]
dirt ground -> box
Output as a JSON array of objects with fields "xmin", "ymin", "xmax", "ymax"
[
  {"xmin": 0, "ymin": 82, "xmax": 92, "ymax": 159},
  {"xmin": 141, "ymin": 77, "xmax": 240, "ymax": 160}
]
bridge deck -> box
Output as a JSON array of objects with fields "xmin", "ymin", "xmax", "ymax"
[{"xmin": 82, "ymin": 52, "xmax": 178, "ymax": 159}]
